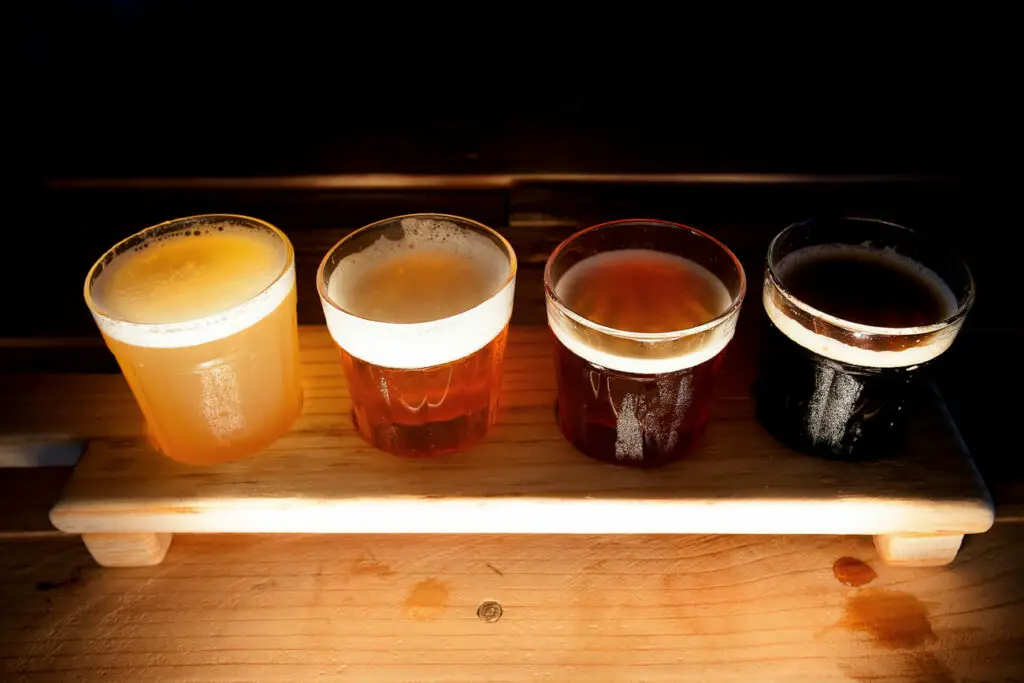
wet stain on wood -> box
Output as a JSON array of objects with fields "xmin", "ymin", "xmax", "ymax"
[
  {"xmin": 833, "ymin": 557, "xmax": 878, "ymax": 587},
  {"xmin": 405, "ymin": 578, "xmax": 450, "ymax": 620},
  {"xmin": 840, "ymin": 588, "xmax": 936, "ymax": 649}
]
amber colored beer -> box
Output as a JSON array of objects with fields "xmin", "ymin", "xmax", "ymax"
[
  {"xmin": 556, "ymin": 249, "xmax": 732, "ymax": 333},
  {"xmin": 318, "ymin": 214, "xmax": 516, "ymax": 456},
  {"xmin": 545, "ymin": 221, "xmax": 746, "ymax": 467},
  {"xmin": 85, "ymin": 215, "xmax": 303, "ymax": 465}
]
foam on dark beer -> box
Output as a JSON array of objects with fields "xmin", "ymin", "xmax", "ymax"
[{"xmin": 765, "ymin": 244, "xmax": 960, "ymax": 369}]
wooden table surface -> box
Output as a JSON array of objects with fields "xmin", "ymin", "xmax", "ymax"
[{"xmin": 1, "ymin": 519, "xmax": 1022, "ymax": 682}]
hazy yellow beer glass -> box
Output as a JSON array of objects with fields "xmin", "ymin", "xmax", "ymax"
[
  {"xmin": 85, "ymin": 215, "xmax": 303, "ymax": 464},
  {"xmin": 318, "ymin": 214, "xmax": 517, "ymax": 456}
]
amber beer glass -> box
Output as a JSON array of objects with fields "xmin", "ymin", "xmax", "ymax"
[
  {"xmin": 84, "ymin": 215, "xmax": 303, "ymax": 465},
  {"xmin": 318, "ymin": 214, "xmax": 517, "ymax": 456},
  {"xmin": 756, "ymin": 218, "xmax": 974, "ymax": 459},
  {"xmin": 545, "ymin": 219, "xmax": 746, "ymax": 467}
]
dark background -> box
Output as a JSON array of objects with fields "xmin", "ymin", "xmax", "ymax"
[{"xmin": 8, "ymin": 4, "xmax": 1022, "ymax": 503}]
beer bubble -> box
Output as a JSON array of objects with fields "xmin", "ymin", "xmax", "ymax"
[
  {"xmin": 88, "ymin": 219, "xmax": 292, "ymax": 349},
  {"xmin": 766, "ymin": 244, "xmax": 960, "ymax": 368},
  {"xmin": 549, "ymin": 250, "xmax": 736, "ymax": 375},
  {"xmin": 322, "ymin": 217, "xmax": 514, "ymax": 370}
]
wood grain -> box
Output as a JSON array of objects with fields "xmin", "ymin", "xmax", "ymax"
[
  {"xmin": 50, "ymin": 326, "xmax": 992, "ymax": 547},
  {"xmin": 50, "ymin": 172, "xmax": 934, "ymax": 191},
  {"xmin": 80, "ymin": 533, "xmax": 173, "ymax": 568},
  {"xmin": 1, "ymin": 526, "xmax": 1022, "ymax": 682},
  {"xmin": 873, "ymin": 533, "xmax": 964, "ymax": 568}
]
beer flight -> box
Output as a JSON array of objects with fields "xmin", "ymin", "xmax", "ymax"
[{"xmin": 84, "ymin": 214, "xmax": 974, "ymax": 467}]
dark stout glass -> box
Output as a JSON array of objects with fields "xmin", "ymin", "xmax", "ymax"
[
  {"xmin": 755, "ymin": 218, "xmax": 974, "ymax": 459},
  {"xmin": 756, "ymin": 321, "xmax": 928, "ymax": 458},
  {"xmin": 545, "ymin": 220, "xmax": 746, "ymax": 467}
]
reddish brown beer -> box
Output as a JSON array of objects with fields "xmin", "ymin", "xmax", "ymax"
[
  {"xmin": 319, "ymin": 214, "xmax": 517, "ymax": 457},
  {"xmin": 555, "ymin": 248, "xmax": 732, "ymax": 333},
  {"xmin": 337, "ymin": 327, "xmax": 509, "ymax": 456},
  {"xmin": 552, "ymin": 335, "xmax": 721, "ymax": 467},
  {"xmin": 545, "ymin": 221, "xmax": 746, "ymax": 467}
]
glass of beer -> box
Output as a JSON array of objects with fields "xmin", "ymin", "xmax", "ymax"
[
  {"xmin": 317, "ymin": 214, "xmax": 517, "ymax": 457},
  {"xmin": 755, "ymin": 217, "xmax": 975, "ymax": 459},
  {"xmin": 84, "ymin": 214, "xmax": 303, "ymax": 465},
  {"xmin": 545, "ymin": 219, "xmax": 746, "ymax": 467}
]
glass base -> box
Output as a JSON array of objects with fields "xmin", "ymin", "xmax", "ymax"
[{"xmin": 353, "ymin": 407, "xmax": 494, "ymax": 457}]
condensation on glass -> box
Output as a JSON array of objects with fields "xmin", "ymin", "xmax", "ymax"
[
  {"xmin": 545, "ymin": 219, "xmax": 746, "ymax": 468},
  {"xmin": 85, "ymin": 214, "xmax": 303, "ymax": 464},
  {"xmin": 756, "ymin": 217, "xmax": 975, "ymax": 459}
]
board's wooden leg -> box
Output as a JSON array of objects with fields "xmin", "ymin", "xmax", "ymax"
[
  {"xmin": 82, "ymin": 533, "xmax": 173, "ymax": 567},
  {"xmin": 873, "ymin": 533, "xmax": 963, "ymax": 567}
]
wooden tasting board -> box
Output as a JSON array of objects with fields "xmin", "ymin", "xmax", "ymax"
[{"xmin": 49, "ymin": 326, "xmax": 993, "ymax": 568}]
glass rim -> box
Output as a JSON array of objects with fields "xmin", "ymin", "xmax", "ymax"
[
  {"xmin": 316, "ymin": 212, "xmax": 518, "ymax": 325},
  {"xmin": 544, "ymin": 218, "xmax": 747, "ymax": 341},
  {"xmin": 766, "ymin": 216, "xmax": 976, "ymax": 337},
  {"xmin": 83, "ymin": 213, "xmax": 296, "ymax": 328}
]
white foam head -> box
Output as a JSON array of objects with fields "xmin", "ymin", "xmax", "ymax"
[
  {"xmin": 320, "ymin": 216, "xmax": 516, "ymax": 370},
  {"xmin": 86, "ymin": 216, "xmax": 295, "ymax": 349},
  {"xmin": 547, "ymin": 253, "xmax": 740, "ymax": 375},
  {"xmin": 765, "ymin": 244, "xmax": 962, "ymax": 368}
]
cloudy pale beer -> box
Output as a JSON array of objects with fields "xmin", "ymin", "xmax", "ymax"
[
  {"xmin": 546, "ymin": 220, "xmax": 746, "ymax": 467},
  {"xmin": 85, "ymin": 215, "xmax": 303, "ymax": 465},
  {"xmin": 318, "ymin": 214, "xmax": 516, "ymax": 456},
  {"xmin": 755, "ymin": 218, "xmax": 974, "ymax": 459}
]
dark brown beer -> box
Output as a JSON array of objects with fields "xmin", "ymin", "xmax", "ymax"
[
  {"xmin": 779, "ymin": 245, "xmax": 953, "ymax": 328},
  {"xmin": 551, "ymin": 249, "xmax": 734, "ymax": 466},
  {"xmin": 755, "ymin": 321, "xmax": 926, "ymax": 459},
  {"xmin": 755, "ymin": 219, "xmax": 973, "ymax": 460}
]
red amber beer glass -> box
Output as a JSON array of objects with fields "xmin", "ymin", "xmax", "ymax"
[
  {"xmin": 318, "ymin": 214, "xmax": 517, "ymax": 456},
  {"xmin": 545, "ymin": 219, "xmax": 746, "ymax": 467},
  {"xmin": 84, "ymin": 215, "xmax": 303, "ymax": 465}
]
